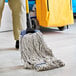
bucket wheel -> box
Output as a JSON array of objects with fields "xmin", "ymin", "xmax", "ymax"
[{"xmin": 58, "ymin": 25, "xmax": 68, "ymax": 31}]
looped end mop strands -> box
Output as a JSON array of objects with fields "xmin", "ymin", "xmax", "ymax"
[{"xmin": 20, "ymin": 31, "xmax": 65, "ymax": 71}]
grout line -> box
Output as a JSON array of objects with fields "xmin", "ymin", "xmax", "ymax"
[{"xmin": 0, "ymin": 30, "xmax": 13, "ymax": 33}]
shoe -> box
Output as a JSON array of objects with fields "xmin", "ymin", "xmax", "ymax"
[{"xmin": 15, "ymin": 40, "xmax": 19, "ymax": 49}]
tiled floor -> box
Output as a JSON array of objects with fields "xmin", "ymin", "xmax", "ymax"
[{"xmin": 0, "ymin": 20, "xmax": 76, "ymax": 76}]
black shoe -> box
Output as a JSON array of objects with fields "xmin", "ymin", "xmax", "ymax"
[{"xmin": 16, "ymin": 40, "xmax": 19, "ymax": 49}]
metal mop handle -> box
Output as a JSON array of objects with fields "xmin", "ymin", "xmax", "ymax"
[
  {"xmin": 26, "ymin": 0, "xmax": 35, "ymax": 33},
  {"xmin": 26, "ymin": 0, "xmax": 32, "ymax": 28}
]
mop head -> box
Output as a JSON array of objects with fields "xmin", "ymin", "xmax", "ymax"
[{"xmin": 20, "ymin": 31, "xmax": 65, "ymax": 71}]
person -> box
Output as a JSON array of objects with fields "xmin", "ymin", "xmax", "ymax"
[{"xmin": 0, "ymin": 0, "xmax": 26, "ymax": 49}]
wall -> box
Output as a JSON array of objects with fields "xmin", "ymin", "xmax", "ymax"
[{"xmin": 0, "ymin": 3, "xmax": 13, "ymax": 32}]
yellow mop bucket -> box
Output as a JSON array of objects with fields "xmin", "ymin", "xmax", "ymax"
[{"xmin": 36, "ymin": 0, "xmax": 74, "ymax": 28}]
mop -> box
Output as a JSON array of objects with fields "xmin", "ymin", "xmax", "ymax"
[{"xmin": 19, "ymin": 0, "xmax": 65, "ymax": 71}]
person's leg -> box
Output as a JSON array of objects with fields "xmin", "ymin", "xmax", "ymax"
[
  {"xmin": 0, "ymin": 0, "xmax": 5, "ymax": 25},
  {"xmin": 8, "ymin": 0, "xmax": 26, "ymax": 48}
]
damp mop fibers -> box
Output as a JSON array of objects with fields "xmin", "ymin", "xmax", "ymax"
[{"xmin": 20, "ymin": 31, "xmax": 65, "ymax": 71}]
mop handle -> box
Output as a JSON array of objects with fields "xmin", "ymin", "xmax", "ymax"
[
  {"xmin": 25, "ymin": 0, "xmax": 35, "ymax": 33},
  {"xmin": 26, "ymin": 0, "xmax": 32, "ymax": 29},
  {"xmin": 26, "ymin": 0, "xmax": 29, "ymax": 13}
]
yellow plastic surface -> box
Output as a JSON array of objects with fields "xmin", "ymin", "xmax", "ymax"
[
  {"xmin": 36, "ymin": 0, "xmax": 74, "ymax": 27},
  {"xmin": 26, "ymin": 0, "xmax": 29, "ymax": 13}
]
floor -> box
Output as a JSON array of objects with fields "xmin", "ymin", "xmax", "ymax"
[{"xmin": 0, "ymin": 20, "xmax": 76, "ymax": 76}]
